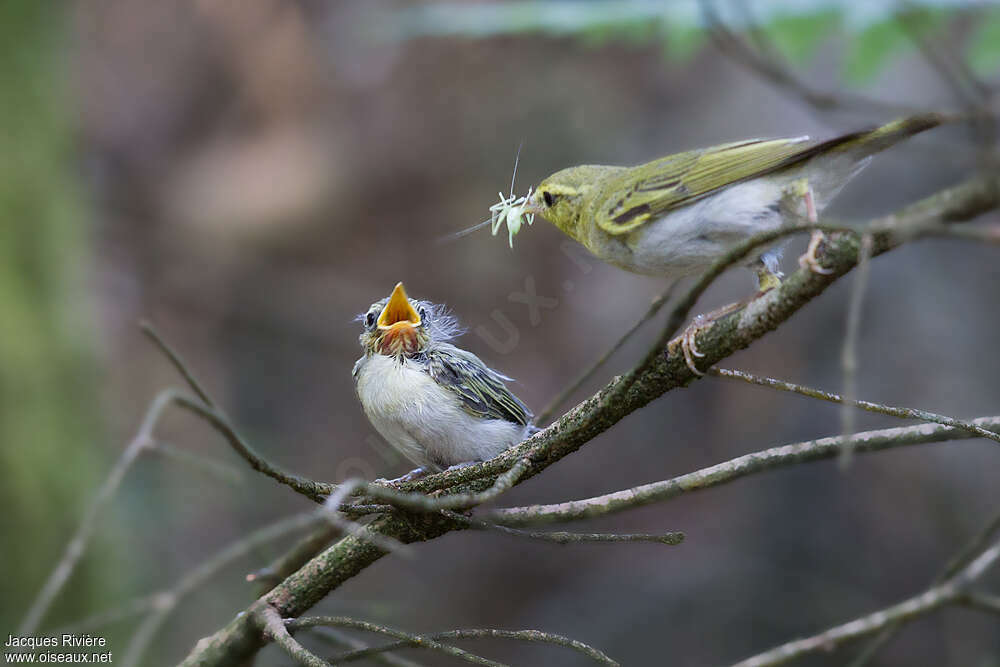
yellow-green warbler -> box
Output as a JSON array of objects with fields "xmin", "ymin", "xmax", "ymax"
[{"xmin": 498, "ymin": 113, "xmax": 945, "ymax": 370}]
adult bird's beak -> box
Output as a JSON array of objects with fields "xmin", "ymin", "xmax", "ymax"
[
  {"xmin": 522, "ymin": 191, "xmax": 545, "ymax": 217},
  {"xmin": 378, "ymin": 282, "xmax": 421, "ymax": 331}
]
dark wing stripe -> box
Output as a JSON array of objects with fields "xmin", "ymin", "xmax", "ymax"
[{"xmin": 426, "ymin": 347, "xmax": 531, "ymax": 426}]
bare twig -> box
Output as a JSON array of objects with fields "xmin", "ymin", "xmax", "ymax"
[
  {"xmin": 347, "ymin": 458, "xmax": 532, "ymax": 512},
  {"xmin": 247, "ymin": 524, "xmax": 342, "ymax": 592},
  {"xmin": 308, "ymin": 627, "xmax": 425, "ymax": 667},
  {"xmin": 710, "ymin": 367, "xmax": 1000, "ymax": 445},
  {"xmin": 18, "ymin": 388, "xmax": 176, "ymax": 634},
  {"xmin": 287, "ymin": 617, "xmax": 504, "ymax": 666},
  {"xmin": 839, "ymin": 232, "xmax": 874, "ymax": 467},
  {"xmin": 961, "ymin": 591, "xmax": 1000, "ymax": 616},
  {"xmin": 259, "ymin": 606, "xmax": 329, "ymax": 667},
  {"xmin": 441, "ymin": 510, "xmax": 684, "ymax": 546},
  {"xmin": 535, "ymin": 281, "xmax": 678, "ymax": 425},
  {"xmin": 849, "ymin": 507, "xmax": 1000, "ymax": 666},
  {"xmin": 700, "ymin": 0, "xmax": 924, "ymax": 118},
  {"xmin": 123, "ymin": 513, "xmax": 320, "ymax": 667},
  {"xmin": 140, "ymin": 321, "xmax": 214, "ymax": 406},
  {"xmin": 172, "ymin": 393, "xmax": 334, "ymax": 502},
  {"xmin": 143, "ymin": 321, "xmax": 334, "ymax": 502},
  {"xmin": 327, "ymin": 627, "xmax": 620, "ymax": 666},
  {"xmin": 179, "ymin": 176, "xmax": 1000, "ymax": 665},
  {"xmin": 51, "ymin": 593, "xmax": 167, "ymax": 636},
  {"xmin": 733, "ymin": 538, "xmax": 1000, "ymax": 666},
  {"xmin": 488, "ymin": 417, "xmax": 1000, "ymax": 526},
  {"xmin": 146, "ymin": 440, "xmax": 245, "ymax": 486}
]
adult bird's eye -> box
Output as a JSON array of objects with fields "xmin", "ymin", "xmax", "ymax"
[
  {"xmin": 366, "ymin": 312, "xmax": 376, "ymax": 328},
  {"xmin": 543, "ymin": 191, "xmax": 554, "ymax": 207}
]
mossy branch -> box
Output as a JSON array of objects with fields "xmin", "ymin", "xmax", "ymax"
[{"xmin": 179, "ymin": 174, "xmax": 1000, "ymax": 666}]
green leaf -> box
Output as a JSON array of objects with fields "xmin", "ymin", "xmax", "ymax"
[
  {"xmin": 761, "ymin": 9, "xmax": 841, "ymax": 65},
  {"xmin": 967, "ymin": 7, "xmax": 1000, "ymax": 77}
]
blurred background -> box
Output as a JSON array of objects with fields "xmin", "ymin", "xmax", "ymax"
[{"xmin": 3, "ymin": 0, "xmax": 1000, "ymax": 665}]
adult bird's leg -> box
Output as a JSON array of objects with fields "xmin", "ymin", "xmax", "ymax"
[
  {"xmin": 789, "ymin": 179, "xmax": 833, "ymax": 275},
  {"xmin": 668, "ymin": 253, "xmax": 784, "ymax": 375}
]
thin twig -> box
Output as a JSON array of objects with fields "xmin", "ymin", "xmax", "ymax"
[
  {"xmin": 179, "ymin": 176, "xmax": 1000, "ymax": 666},
  {"xmin": 287, "ymin": 617, "xmax": 504, "ymax": 666},
  {"xmin": 710, "ymin": 367, "xmax": 1000, "ymax": 445},
  {"xmin": 147, "ymin": 440, "xmax": 245, "ymax": 486},
  {"xmin": 259, "ymin": 606, "xmax": 329, "ymax": 667},
  {"xmin": 441, "ymin": 510, "xmax": 684, "ymax": 546},
  {"xmin": 850, "ymin": 507, "xmax": 1000, "ymax": 666},
  {"xmin": 733, "ymin": 538, "xmax": 1000, "ymax": 666},
  {"xmin": 535, "ymin": 282, "xmax": 678, "ymax": 425},
  {"xmin": 322, "ymin": 485, "xmax": 413, "ymax": 556},
  {"xmin": 839, "ymin": 232, "xmax": 873, "ymax": 467},
  {"xmin": 328, "ymin": 627, "xmax": 620, "ymax": 666},
  {"xmin": 172, "ymin": 393, "xmax": 334, "ymax": 502},
  {"xmin": 51, "ymin": 593, "xmax": 167, "ymax": 636},
  {"xmin": 309, "ymin": 627, "xmax": 426, "ymax": 667},
  {"xmin": 347, "ymin": 458, "xmax": 532, "ymax": 512},
  {"xmin": 247, "ymin": 524, "xmax": 342, "ymax": 592},
  {"xmin": 122, "ymin": 513, "xmax": 320, "ymax": 667},
  {"xmin": 143, "ymin": 322, "xmax": 334, "ymax": 502},
  {"xmin": 140, "ymin": 321, "xmax": 214, "ymax": 406},
  {"xmin": 18, "ymin": 388, "xmax": 177, "ymax": 634},
  {"xmin": 700, "ymin": 0, "xmax": 924, "ymax": 118},
  {"xmin": 961, "ymin": 591, "xmax": 1000, "ymax": 616},
  {"xmin": 488, "ymin": 416, "xmax": 1000, "ymax": 526}
]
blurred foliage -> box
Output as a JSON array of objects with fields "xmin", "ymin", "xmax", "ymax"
[
  {"xmin": 968, "ymin": 6, "xmax": 1000, "ymax": 75},
  {"xmin": 0, "ymin": 0, "xmax": 109, "ymax": 630},
  {"xmin": 391, "ymin": 0, "xmax": 1000, "ymax": 84}
]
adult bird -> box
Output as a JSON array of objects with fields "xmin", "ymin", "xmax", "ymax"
[
  {"xmin": 517, "ymin": 113, "xmax": 946, "ymax": 370},
  {"xmin": 353, "ymin": 282, "xmax": 534, "ymax": 480}
]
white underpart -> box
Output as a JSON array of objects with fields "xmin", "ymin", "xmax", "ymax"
[
  {"xmin": 584, "ymin": 151, "xmax": 871, "ymax": 279},
  {"xmin": 354, "ymin": 354, "xmax": 529, "ymax": 471}
]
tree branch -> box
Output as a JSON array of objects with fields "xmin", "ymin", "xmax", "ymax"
[
  {"xmin": 179, "ymin": 175, "xmax": 1000, "ymax": 665},
  {"xmin": 709, "ymin": 367, "xmax": 1000, "ymax": 445},
  {"xmin": 19, "ymin": 389, "xmax": 175, "ymax": 634},
  {"xmin": 733, "ymin": 538, "xmax": 1000, "ymax": 666},
  {"xmin": 488, "ymin": 417, "xmax": 1000, "ymax": 526},
  {"xmin": 322, "ymin": 626, "xmax": 619, "ymax": 666},
  {"xmin": 441, "ymin": 510, "xmax": 684, "ymax": 546},
  {"xmin": 288, "ymin": 617, "xmax": 505, "ymax": 666}
]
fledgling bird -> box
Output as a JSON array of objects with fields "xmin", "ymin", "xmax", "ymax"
[
  {"xmin": 353, "ymin": 282, "xmax": 534, "ymax": 478},
  {"xmin": 513, "ymin": 113, "xmax": 946, "ymax": 369}
]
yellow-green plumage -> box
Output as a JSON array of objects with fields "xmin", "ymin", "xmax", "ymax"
[{"xmin": 527, "ymin": 114, "xmax": 945, "ymax": 280}]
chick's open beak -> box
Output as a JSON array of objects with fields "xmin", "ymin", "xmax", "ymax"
[{"xmin": 378, "ymin": 282, "xmax": 421, "ymax": 331}]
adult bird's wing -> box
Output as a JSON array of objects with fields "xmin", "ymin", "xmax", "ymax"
[
  {"xmin": 426, "ymin": 344, "xmax": 532, "ymax": 426},
  {"xmin": 596, "ymin": 133, "xmax": 858, "ymax": 235}
]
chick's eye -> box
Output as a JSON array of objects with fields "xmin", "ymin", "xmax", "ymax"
[
  {"xmin": 365, "ymin": 312, "xmax": 376, "ymax": 328},
  {"xmin": 418, "ymin": 306, "xmax": 427, "ymax": 321},
  {"xmin": 542, "ymin": 191, "xmax": 554, "ymax": 207}
]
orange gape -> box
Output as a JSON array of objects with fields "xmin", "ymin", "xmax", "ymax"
[{"xmin": 377, "ymin": 323, "xmax": 420, "ymax": 357}]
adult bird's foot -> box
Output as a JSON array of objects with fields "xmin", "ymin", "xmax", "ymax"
[
  {"xmin": 799, "ymin": 230, "xmax": 834, "ymax": 275},
  {"xmin": 786, "ymin": 178, "xmax": 833, "ymax": 276},
  {"xmin": 668, "ymin": 302, "xmax": 742, "ymax": 375}
]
